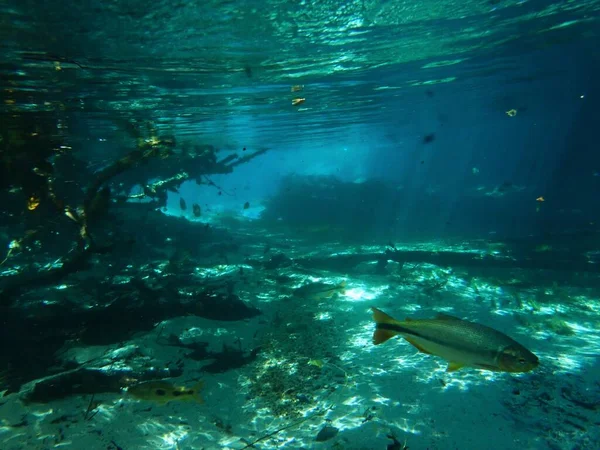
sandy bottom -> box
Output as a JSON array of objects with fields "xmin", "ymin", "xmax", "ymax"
[{"xmin": 1, "ymin": 262, "xmax": 599, "ymax": 450}]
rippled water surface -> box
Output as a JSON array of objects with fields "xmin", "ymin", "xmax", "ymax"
[{"xmin": 1, "ymin": 0, "xmax": 598, "ymax": 148}]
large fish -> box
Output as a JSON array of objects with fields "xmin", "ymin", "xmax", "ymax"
[{"xmin": 371, "ymin": 307, "xmax": 538, "ymax": 373}]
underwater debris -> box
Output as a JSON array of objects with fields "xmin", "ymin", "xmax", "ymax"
[
  {"xmin": 249, "ymin": 302, "xmax": 347, "ymax": 419},
  {"xmin": 239, "ymin": 404, "xmax": 335, "ymax": 449},
  {"xmin": 0, "ymin": 243, "xmax": 110, "ymax": 307},
  {"xmin": 0, "ymin": 121, "xmax": 179, "ymax": 304},
  {"xmin": 371, "ymin": 307, "xmax": 539, "ymax": 373},
  {"xmin": 194, "ymin": 290, "xmax": 261, "ymax": 321},
  {"xmin": 200, "ymin": 343, "xmax": 261, "ymax": 374},
  {"xmin": 213, "ymin": 416, "xmax": 234, "ymax": 434},
  {"xmin": 294, "ymin": 245, "xmax": 600, "ymax": 273},
  {"xmin": 0, "ymin": 113, "xmax": 274, "ymax": 400},
  {"xmin": 163, "ymin": 335, "xmax": 261, "ymax": 373},
  {"xmin": 263, "ymin": 252, "xmax": 292, "ymax": 270},
  {"xmin": 387, "ymin": 434, "xmax": 409, "ymax": 450},
  {"xmin": 83, "ymin": 394, "xmax": 100, "ymax": 421},
  {"xmin": 223, "ymin": 146, "xmax": 269, "ymax": 170},
  {"xmin": 421, "ymin": 278, "xmax": 448, "ymax": 294},
  {"xmin": 0, "ymin": 237, "xmax": 26, "ymax": 267},
  {"xmin": 108, "ymin": 440, "xmax": 124, "ymax": 450},
  {"xmin": 20, "ymin": 364, "xmax": 182, "ymax": 403},
  {"xmin": 84, "ymin": 132, "xmax": 175, "ymax": 213}
]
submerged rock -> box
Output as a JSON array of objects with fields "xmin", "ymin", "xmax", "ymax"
[{"xmin": 315, "ymin": 425, "xmax": 339, "ymax": 442}]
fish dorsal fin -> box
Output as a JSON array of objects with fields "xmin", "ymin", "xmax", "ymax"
[
  {"xmin": 435, "ymin": 313, "xmax": 463, "ymax": 321},
  {"xmin": 446, "ymin": 361, "xmax": 464, "ymax": 372}
]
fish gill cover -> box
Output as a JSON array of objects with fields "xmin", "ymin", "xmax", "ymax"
[{"xmin": 0, "ymin": 0, "xmax": 600, "ymax": 449}]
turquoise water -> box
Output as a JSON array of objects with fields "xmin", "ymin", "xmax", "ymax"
[{"xmin": 1, "ymin": 1, "xmax": 600, "ymax": 449}]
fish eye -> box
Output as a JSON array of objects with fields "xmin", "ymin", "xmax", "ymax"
[{"xmin": 518, "ymin": 358, "xmax": 526, "ymax": 365}]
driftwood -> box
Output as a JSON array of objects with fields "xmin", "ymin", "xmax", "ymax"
[
  {"xmin": 294, "ymin": 249, "xmax": 599, "ymax": 273},
  {"xmin": 0, "ymin": 243, "xmax": 114, "ymax": 307},
  {"xmin": 20, "ymin": 364, "xmax": 183, "ymax": 404}
]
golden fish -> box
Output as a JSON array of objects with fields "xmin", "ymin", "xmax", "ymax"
[
  {"xmin": 371, "ymin": 308, "xmax": 538, "ymax": 373},
  {"xmin": 292, "ymin": 98, "xmax": 305, "ymax": 106},
  {"xmin": 127, "ymin": 380, "xmax": 203, "ymax": 404},
  {"xmin": 27, "ymin": 195, "xmax": 40, "ymax": 211}
]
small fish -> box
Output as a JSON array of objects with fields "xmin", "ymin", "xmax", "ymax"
[
  {"xmin": 179, "ymin": 198, "xmax": 187, "ymax": 210},
  {"xmin": 536, "ymin": 196, "xmax": 545, "ymax": 202},
  {"xmin": 293, "ymin": 280, "xmax": 346, "ymax": 300},
  {"xmin": 243, "ymin": 201, "xmax": 250, "ymax": 209},
  {"xmin": 192, "ymin": 203, "xmax": 201, "ymax": 217},
  {"xmin": 423, "ymin": 133, "xmax": 435, "ymax": 144},
  {"xmin": 27, "ymin": 195, "xmax": 40, "ymax": 211},
  {"xmin": 292, "ymin": 98, "xmax": 305, "ymax": 106},
  {"xmin": 127, "ymin": 380, "xmax": 203, "ymax": 404},
  {"xmin": 371, "ymin": 307, "xmax": 538, "ymax": 373}
]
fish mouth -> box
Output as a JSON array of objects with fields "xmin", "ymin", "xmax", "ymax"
[{"xmin": 500, "ymin": 359, "xmax": 539, "ymax": 373}]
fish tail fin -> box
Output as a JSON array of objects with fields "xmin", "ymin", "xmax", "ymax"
[
  {"xmin": 192, "ymin": 381, "xmax": 204, "ymax": 403},
  {"xmin": 371, "ymin": 307, "xmax": 402, "ymax": 345}
]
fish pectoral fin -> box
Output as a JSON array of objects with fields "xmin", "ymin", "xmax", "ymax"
[
  {"xmin": 403, "ymin": 336, "xmax": 433, "ymax": 355},
  {"xmin": 446, "ymin": 361, "xmax": 464, "ymax": 372}
]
